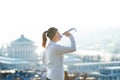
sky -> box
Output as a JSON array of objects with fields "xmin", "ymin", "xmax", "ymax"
[{"xmin": 0, "ymin": 0, "xmax": 120, "ymax": 49}]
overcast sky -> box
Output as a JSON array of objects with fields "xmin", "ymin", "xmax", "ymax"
[{"xmin": 0, "ymin": 0, "xmax": 120, "ymax": 49}]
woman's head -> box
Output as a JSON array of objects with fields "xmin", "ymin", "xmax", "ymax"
[{"xmin": 42, "ymin": 27, "xmax": 61, "ymax": 48}]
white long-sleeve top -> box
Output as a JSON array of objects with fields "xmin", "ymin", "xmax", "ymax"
[{"xmin": 42, "ymin": 34, "xmax": 76, "ymax": 80}]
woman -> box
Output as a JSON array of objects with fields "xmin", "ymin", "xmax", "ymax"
[{"xmin": 41, "ymin": 27, "xmax": 76, "ymax": 80}]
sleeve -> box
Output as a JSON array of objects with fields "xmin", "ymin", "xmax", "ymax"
[{"xmin": 54, "ymin": 34, "xmax": 76, "ymax": 54}]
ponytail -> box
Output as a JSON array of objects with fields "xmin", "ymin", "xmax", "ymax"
[
  {"xmin": 42, "ymin": 27, "xmax": 57, "ymax": 48},
  {"xmin": 42, "ymin": 31, "xmax": 47, "ymax": 48}
]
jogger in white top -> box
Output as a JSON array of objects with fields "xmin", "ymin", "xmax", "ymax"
[{"xmin": 41, "ymin": 27, "xmax": 76, "ymax": 80}]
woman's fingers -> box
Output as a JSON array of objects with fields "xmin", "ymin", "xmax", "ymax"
[{"xmin": 63, "ymin": 31, "xmax": 71, "ymax": 37}]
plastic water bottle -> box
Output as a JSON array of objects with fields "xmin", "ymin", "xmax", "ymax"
[
  {"xmin": 67, "ymin": 28, "xmax": 77, "ymax": 33},
  {"xmin": 61, "ymin": 28, "xmax": 77, "ymax": 38}
]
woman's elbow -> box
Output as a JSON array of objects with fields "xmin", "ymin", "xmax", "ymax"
[{"xmin": 71, "ymin": 48, "xmax": 76, "ymax": 52}]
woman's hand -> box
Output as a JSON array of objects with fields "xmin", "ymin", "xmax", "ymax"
[{"xmin": 63, "ymin": 31, "xmax": 71, "ymax": 37}]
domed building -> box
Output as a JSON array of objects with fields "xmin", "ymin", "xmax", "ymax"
[{"xmin": 7, "ymin": 35, "xmax": 39, "ymax": 69}]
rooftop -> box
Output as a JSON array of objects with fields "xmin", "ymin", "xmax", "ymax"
[
  {"xmin": 13, "ymin": 35, "xmax": 33, "ymax": 43},
  {"xmin": 104, "ymin": 66, "xmax": 120, "ymax": 70},
  {"xmin": 0, "ymin": 56, "xmax": 29, "ymax": 64}
]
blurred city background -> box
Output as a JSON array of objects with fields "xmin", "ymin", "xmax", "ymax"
[{"xmin": 0, "ymin": 0, "xmax": 120, "ymax": 80}]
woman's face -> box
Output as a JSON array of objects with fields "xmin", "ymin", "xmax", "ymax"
[{"xmin": 52, "ymin": 31, "xmax": 61, "ymax": 42}]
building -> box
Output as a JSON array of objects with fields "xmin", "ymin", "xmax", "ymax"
[
  {"xmin": 7, "ymin": 35, "xmax": 39, "ymax": 69},
  {"xmin": 63, "ymin": 50, "xmax": 120, "ymax": 73},
  {"xmin": 0, "ymin": 56, "xmax": 29, "ymax": 70},
  {"xmin": 67, "ymin": 61, "xmax": 120, "ymax": 74},
  {"xmin": 90, "ymin": 66, "xmax": 120, "ymax": 80}
]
